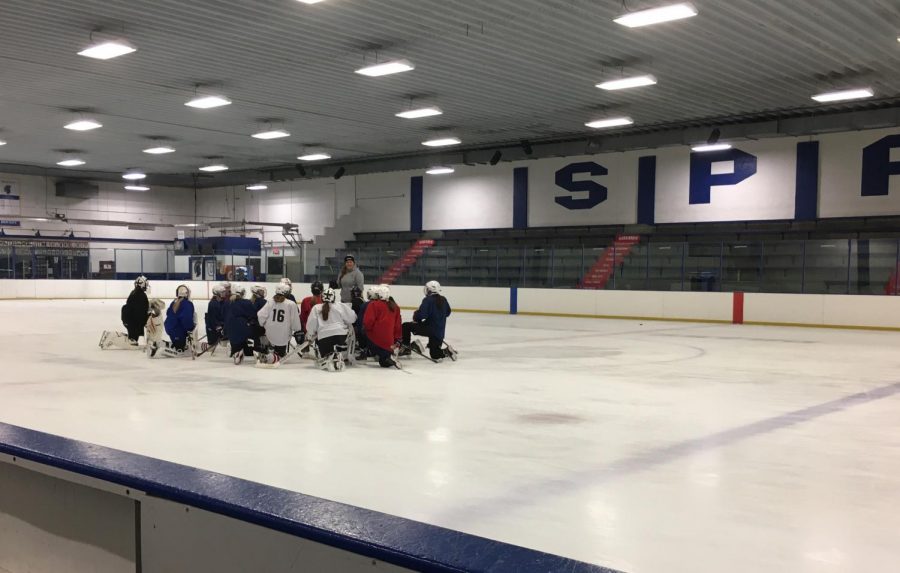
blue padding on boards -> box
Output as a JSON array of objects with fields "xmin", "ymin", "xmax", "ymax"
[
  {"xmin": 637, "ymin": 156, "xmax": 657, "ymax": 225},
  {"xmin": 513, "ymin": 167, "xmax": 529, "ymax": 229},
  {"xmin": 0, "ymin": 422, "xmax": 616, "ymax": 573},
  {"xmin": 410, "ymin": 176, "xmax": 424, "ymax": 233},
  {"xmin": 795, "ymin": 141, "xmax": 819, "ymax": 221},
  {"xmin": 510, "ymin": 286, "xmax": 518, "ymax": 315}
]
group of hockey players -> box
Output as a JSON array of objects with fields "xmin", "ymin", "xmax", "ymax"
[{"xmin": 100, "ymin": 262, "xmax": 457, "ymax": 372}]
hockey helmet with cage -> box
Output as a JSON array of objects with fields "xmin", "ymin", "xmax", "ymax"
[
  {"xmin": 134, "ymin": 276, "xmax": 149, "ymax": 291},
  {"xmin": 176, "ymin": 284, "xmax": 191, "ymax": 299},
  {"xmin": 424, "ymin": 280, "xmax": 442, "ymax": 295},
  {"xmin": 364, "ymin": 285, "xmax": 375, "ymax": 301},
  {"xmin": 232, "ymin": 285, "xmax": 247, "ymax": 298},
  {"xmin": 212, "ymin": 283, "xmax": 227, "ymax": 297},
  {"xmin": 149, "ymin": 298, "xmax": 165, "ymax": 316},
  {"xmin": 376, "ymin": 284, "xmax": 391, "ymax": 301},
  {"xmin": 280, "ymin": 277, "xmax": 292, "ymax": 288},
  {"xmin": 251, "ymin": 285, "xmax": 267, "ymax": 298},
  {"xmin": 321, "ymin": 287, "xmax": 336, "ymax": 304},
  {"xmin": 275, "ymin": 283, "xmax": 291, "ymax": 297},
  {"xmin": 311, "ymin": 281, "xmax": 324, "ymax": 296},
  {"xmin": 221, "ymin": 281, "xmax": 232, "ymax": 291},
  {"xmin": 351, "ymin": 285, "xmax": 363, "ymax": 299}
]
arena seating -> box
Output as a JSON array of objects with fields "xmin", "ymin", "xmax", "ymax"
[{"xmin": 316, "ymin": 218, "xmax": 900, "ymax": 295}]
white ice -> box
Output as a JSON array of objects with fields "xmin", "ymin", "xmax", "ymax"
[{"xmin": 2, "ymin": 298, "xmax": 900, "ymax": 573}]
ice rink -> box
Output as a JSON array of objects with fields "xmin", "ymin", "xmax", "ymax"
[{"xmin": 2, "ymin": 298, "xmax": 900, "ymax": 573}]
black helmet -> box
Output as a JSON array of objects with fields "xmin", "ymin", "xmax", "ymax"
[
  {"xmin": 311, "ymin": 281, "xmax": 324, "ymax": 296},
  {"xmin": 351, "ymin": 286, "xmax": 362, "ymax": 298}
]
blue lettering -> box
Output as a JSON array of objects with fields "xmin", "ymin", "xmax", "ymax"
[
  {"xmin": 861, "ymin": 134, "xmax": 900, "ymax": 196},
  {"xmin": 554, "ymin": 162, "xmax": 607, "ymax": 210},
  {"xmin": 689, "ymin": 149, "xmax": 757, "ymax": 205}
]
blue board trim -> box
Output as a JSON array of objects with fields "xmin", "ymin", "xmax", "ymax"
[
  {"xmin": 637, "ymin": 156, "xmax": 657, "ymax": 225},
  {"xmin": 513, "ymin": 167, "xmax": 528, "ymax": 229},
  {"xmin": 410, "ymin": 176, "xmax": 424, "ymax": 233},
  {"xmin": 0, "ymin": 422, "xmax": 615, "ymax": 573},
  {"xmin": 510, "ymin": 286, "xmax": 518, "ymax": 315},
  {"xmin": 795, "ymin": 141, "xmax": 819, "ymax": 220}
]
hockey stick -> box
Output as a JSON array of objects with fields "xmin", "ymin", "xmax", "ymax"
[{"xmin": 255, "ymin": 340, "xmax": 310, "ymax": 369}]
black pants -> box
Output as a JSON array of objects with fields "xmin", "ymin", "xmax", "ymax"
[
  {"xmin": 126, "ymin": 322, "xmax": 143, "ymax": 342},
  {"xmin": 402, "ymin": 322, "xmax": 443, "ymax": 359},
  {"xmin": 316, "ymin": 335, "xmax": 347, "ymax": 357},
  {"xmin": 171, "ymin": 338, "xmax": 187, "ymax": 351},
  {"xmin": 367, "ymin": 342, "xmax": 396, "ymax": 368},
  {"xmin": 272, "ymin": 345, "xmax": 288, "ymax": 358}
]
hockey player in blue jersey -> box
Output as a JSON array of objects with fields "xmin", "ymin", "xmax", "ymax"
[
  {"xmin": 227, "ymin": 285, "xmax": 259, "ymax": 364},
  {"xmin": 205, "ymin": 283, "xmax": 228, "ymax": 348},
  {"xmin": 400, "ymin": 281, "xmax": 455, "ymax": 361},
  {"xmin": 164, "ymin": 285, "xmax": 196, "ymax": 354},
  {"xmin": 251, "ymin": 285, "xmax": 267, "ymax": 312}
]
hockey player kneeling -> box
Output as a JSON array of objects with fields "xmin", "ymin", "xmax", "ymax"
[
  {"xmin": 306, "ymin": 288, "xmax": 356, "ymax": 371},
  {"xmin": 99, "ymin": 276, "xmax": 150, "ymax": 350},
  {"xmin": 256, "ymin": 284, "xmax": 303, "ymax": 366},
  {"xmin": 362, "ymin": 284, "xmax": 403, "ymax": 369},
  {"xmin": 227, "ymin": 285, "xmax": 259, "ymax": 365},
  {"xmin": 144, "ymin": 299, "xmax": 165, "ymax": 356},
  {"xmin": 400, "ymin": 280, "xmax": 457, "ymax": 362},
  {"xmin": 159, "ymin": 285, "xmax": 197, "ymax": 357}
]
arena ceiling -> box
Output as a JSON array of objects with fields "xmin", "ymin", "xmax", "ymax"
[{"xmin": 0, "ymin": 0, "xmax": 898, "ymax": 187}]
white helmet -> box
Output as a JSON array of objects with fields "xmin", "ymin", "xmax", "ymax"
[
  {"xmin": 149, "ymin": 298, "xmax": 165, "ymax": 316},
  {"xmin": 221, "ymin": 281, "xmax": 232, "ymax": 291},
  {"xmin": 279, "ymin": 277, "xmax": 292, "ymax": 291},
  {"xmin": 321, "ymin": 287, "xmax": 336, "ymax": 304},
  {"xmin": 251, "ymin": 285, "xmax": 267, "ymax": 298},
  {"xmin": 212, "ymin": 283, "xmax": 227, "ymax": 297},
  {"xmin": 232, "ymin": 285, "xmax": 246, "ymax": 298},
  {"xmin": 134, "ymin": 276, "xmax": 149, "ymax": 291},
  {"xmin": 365, "ymin": 286, "xmax": 375, "ymax": 301},
  {"xmin": 425, "ymin": 280, "xmax": 442, "ymax": 295},
  {"xmin": 376, "ymin": 284, "xmax": 391, "ymax": 301},
  {"xmin": 176, "ymin": 284, "xmax": 191, "ymax": 299},
  {"xmin": 275, "ymin": 284, "xmax": 291, "ymax": 297}
]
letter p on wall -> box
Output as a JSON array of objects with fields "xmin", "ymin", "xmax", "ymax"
[{"xmin": 689, "ymin": 148, "xmax": 758, "ymax": 204}]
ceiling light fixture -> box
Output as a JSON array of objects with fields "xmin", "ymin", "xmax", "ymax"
[
  {"xmin": 246, "ymin": 184, "xmax": 268, "ymax": 191},
  {"xmin": 143, "ymin": 146, "xmax": 175, "ymax": 154},
  {"xmin": 57, "ymin": 158, "xmax": 86, "ymax": 167},
  {"xmin": 185, "ymin": 95, "xmax": 232, "ymax": 109},
  {"xmin": 64, "ymin": 119, "xmax": 102, "ymax": 131},
  {"xmin": 691, "ymin": 143, "xmax": 732, "ymax": 152},
  {"xmin": 333, "ymin": 166, "xmax": 346, "ymax": 180},
  {"xmin": 297, "ymin": 153, "xmax": 331, "ymax": 161},
  {"xmin": 78, "ymin": 39, "xmax": 136, "ymax": 60},
  {"xmin": 585, "ymin": 116, "xmax": 634, "ymax": 129},
  {"xmin": 355, "ymin": 59, "xmax": 415, "ymax": 77},
  {"xmin": 597, "ymin": 75, "xmax": 657, "ymax": 91},
  {"xmin": 199, "ymin": 164, "xmax": 229, "ymax": 172},
  {"xmin": 426, "ymin": 166, "xmax": 455, "ymax": 175},
  {"xmin": 614, "ymin": 2, "xmax": 698, "ymax": 28},
  {"xmin": 252, "ymin": 129, "xmax": 291, "ymax": 140},
  {"xmin": 422, "ymin": 137, "xmax": 461, "ymax": 147},
  {"xmin": 396, "ymin": 106, "xmax": 443, "ymax": 119},
  {"xmin": 122, "ymin": 170, "xmax": 146, "ymax": 180},
  {"xmin": 811, "ymin": 88, "xmax": 874, "ymax": 103},
  {"xmin": 297, "ymin": 0, "xmax": 326, "ymax": 3},
  {"xmin": 124, "ymin": 185, "xmax": 150, "ymax": 192},
  {"xmin": 0, "ymin": 140, "xmax": 6, "ymax": 146}
]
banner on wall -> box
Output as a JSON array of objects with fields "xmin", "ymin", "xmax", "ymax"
[
  {"xmin": 819, "ymin": 128, "xmax": 900, "ymax": 218},
  {"xmin": 0, "ymin": 182, "xmax": 21, "ymax": 227}
]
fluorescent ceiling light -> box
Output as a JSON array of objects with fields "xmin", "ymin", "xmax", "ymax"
[
  {"xmin": 185, "ymin": 95, "xmax": 232, "ymax": 109},
  {"xmin": 422, "ymin": 137, "xmax": 461, "ymax": 147},
  {"xmin": 396, "ymin": 106, "xmax": 443, "ymax": 119},
  {"xmin": 64, "ymin": 119, "xmax": 102, "ymax": 131},
  {"xmin": 355, "ymin": 59, "xmax": 415, "ymax": 77},
  {"xmin": 614, "ymin": 3, "xmax": 698, "ymax": 27},
  {"xmin": 426, "ymin": 166, "xmax": 455, "ymax": 175},
  {"xmin": 199, "ymin": 164, "xmax": 229, "ymax": 172},
  {"xmin": 143, "ymin": 146, "xmax": 175, "ymax": 154},
  {"xmin": 246, "ymin": 184, "xmax": 268, "ymax": 191},
  {"xmin": 252, "ymin": 129, "xmax": 290, "ymax": 140},
  {"xmin": 597, "ymin": 75, "xmax": 657, "ymax": 91},
  {"xmin": 122, "ymin": 171, "xmax": 147, "ymax": 180},
  {"xmin": 811, "ymin": 88, "xmax": 874, "ymax": 103},
  {"xmin": 77, "ymin": 40, "xmax": 136, "ymax": 60},
  {"xmin": 297, "ymin": 0, "xmax": 326, "ymax": 3},
  {"xmin": 0, "ymin": 140, "xmax": 6, "ymax": 146},
  {"xmin": 57, "ymin": 159, "xmax": 86, "ymax": 166},
  {"xmin": 585, "ymin": 116, "xmax": 634, "ymax": 129},
  {"xmin": 297, "ymin": 153, "xmax": 331, "ymax": 161},
  {"xmin": 124, "ymin": 185, "xmax": 150, "ymax": 192},
  {"xmin": 691, "ymin": 143, "xmax": 732, "ymax": 152}
]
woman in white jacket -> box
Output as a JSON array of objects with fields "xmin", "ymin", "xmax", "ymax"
[{"xmin": 306, "ymin": 287, "xmax": 357, "ymax": 359}]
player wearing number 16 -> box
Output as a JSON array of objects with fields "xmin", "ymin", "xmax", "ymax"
[{"xmin": 257, "ymin": 284, "xmax": 302, "ymax": 359}]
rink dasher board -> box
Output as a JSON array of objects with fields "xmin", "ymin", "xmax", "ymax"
[{"xmin": 0, "ymin": 421, "xmax": 617, "ymax": 573}]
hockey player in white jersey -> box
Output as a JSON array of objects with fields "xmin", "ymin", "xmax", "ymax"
[{"xmin": 256, "ymin": 284, "xmax": 303, "ymax": 365}]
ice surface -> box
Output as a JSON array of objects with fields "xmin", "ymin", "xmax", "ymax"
[{"xmin": 2, "ymin": 298, "xmax": 900, "ymax": 572}]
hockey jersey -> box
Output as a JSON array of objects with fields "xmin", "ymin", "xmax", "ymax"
[
  {"xmin": 412, "ymin": 294, "xmax": 452, "ymax": 340},
  {"xmin": 257, "ymin": 299, "xmax": 302, "ymax": 347},
  {"xmin": 307, "ymin": 302, "xmax": 356, "ymax": 341},
  {"xmin": 363, "ymin": 299, "xmax": 402, "ymax": 350},
  {"xmin": 164, "ymin": 299, "xmax": 196, "ymax": 342},
  {"xmin": 300, "ymin": 295, "xmax": 321, "ymax": 331}
]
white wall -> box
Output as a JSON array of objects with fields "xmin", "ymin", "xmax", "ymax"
[{"xmin": 423, "ymin": 165, "xmax": 512, "ymax": 230}]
